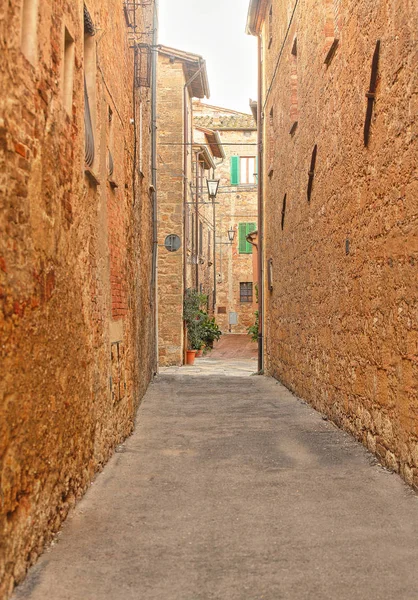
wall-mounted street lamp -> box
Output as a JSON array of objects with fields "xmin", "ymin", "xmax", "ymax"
[
  {"xmin": 207, "ymin": 178, "xmax": 220, "ymax": 200},
  {"xmin": 216, "ymin": 227, "xmax": 235, "ymax": 246}
]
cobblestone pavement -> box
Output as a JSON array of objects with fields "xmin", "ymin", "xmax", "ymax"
[
  {"xmin": 159, "ymin": 334, "xmax": 258, "ymax": 377},
  {"xmin": 13, "ymin": 373, "xmax": 418, "ymax": 600},
  {"xmin": 209, "ymin": 334, "xmax": 258, "ymax": 360},
  {"xmin": 160, "ymin": 356, "xmax": 258, "ymax": 377}
]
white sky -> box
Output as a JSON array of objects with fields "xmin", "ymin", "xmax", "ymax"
[{"xmin": 158, "ymin": 0, "xmax": 258, "ymax": 114}]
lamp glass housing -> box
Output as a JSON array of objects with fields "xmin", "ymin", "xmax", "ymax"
[
  {"xmin": 207, "ymin": 179, "xmax": 220, "ymax": 199},
  {"xmin": 228, "ymin": 227, "xmax": 235, "ymax": 243}
]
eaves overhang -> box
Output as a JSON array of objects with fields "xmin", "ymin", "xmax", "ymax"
[
  {"xmin": 246, "ymin": 0, "xmax": 268, "ymax": 36},
  {"xmin": 195, "ymin": 126, "xmax": 226, "ymax": 160},
  {"xmin": 158, "ymin": 45, "xmax": 210, "ymax": 99},
  {"xmin": 193, "ymin": 144, "xmax": 216, "ymax": 171}
]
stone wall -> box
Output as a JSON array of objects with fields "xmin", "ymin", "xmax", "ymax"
[
  {"xmin": 259, "ymin": 0, "xmax": 417, "ymax": 485},
  {"xmin": 193, "ymin": 103, "xmax": 258, "ymax": 334},
  {"xmin": 156, "ymin": 54, "xmax": 188, "ymax": 366},
  {"xmin": 0, "ymin": 1, "xmax": 155, "ymax": 596}
]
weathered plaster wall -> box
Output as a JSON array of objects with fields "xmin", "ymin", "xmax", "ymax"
[
  {"xmin": 0, "ymin": 1, "xmax": 155, "ymax": 596},
  {"xmin": 261, "ymin": 0, "xmax": 418, "ymax": 485}
]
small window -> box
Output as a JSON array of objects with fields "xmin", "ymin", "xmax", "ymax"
[
  {"xmin": 84, "ymin": 4, "xmax": 96, "ymax": 169},
  {"xmin": 240, "ymin": 157, "xmax": 257, "ymax": 185},
  {"xmin": 281, "ymin": 194, "xmax": 287, "ymax": 230},
  {"xmin": 240, "ymin": 283, "xmax": 253, "ymax": 303},
  {"xmin": 139, "ymin": 101, "xmax": 143, "ymax": 175},
  {"xmin": 230, "ymin": 156, "xmax": 257, "ymax": 186},
  {"xmin": 191, "ymin": 213, "xmax": 195, "ymax": 252},
  {"xmin": 291, "ymin": 37, "xmax": 297, "ymax": 56},
  {"xmin": 108, "ymin": 106, "xmax": 115, "ymax": 181},
  {"xmin": 199, "ymin": 221, "xmax": 203, "ymax": 256},
  {"xmin": 21, "ymin": 0, "xmax": 39, "ymax": 64},
  {"xmin": 63, "ymin": 28, "xmax": 75, "ymax": 114},
  {"xmin": 239, "ymin": 223, "xmax": 256, "ymax": 254}
]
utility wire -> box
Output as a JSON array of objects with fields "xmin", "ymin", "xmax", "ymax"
[
  {"xmin": 263, "ymin": 0, "xmax": 300, "ymax": 111},
  {"xmin": 160, "ymin": 143, "xmax": 257, "ymax": 146}
]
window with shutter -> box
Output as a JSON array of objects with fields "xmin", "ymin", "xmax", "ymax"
[
  {"xmin": 239, "ymin": 157, "xmax": 257, "ymax": 185},
  {"xmin": 230, "ymin": 156, "xmax": 239, "ymax": 185},
  {"xmin": 239, "ymin": 222, "xmax": 257, "ymax": 254}
]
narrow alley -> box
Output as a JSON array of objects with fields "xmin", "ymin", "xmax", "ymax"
[
  {"xmin": 1, "ymin": 0, "xmax": 417, "ymax": 597},
  {"xmin": 13, "ymin": 356, "xmax": 418, "ymax": 600}
]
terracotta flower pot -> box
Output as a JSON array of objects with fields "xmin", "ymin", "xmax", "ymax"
[
  {"xmin": 186, "ymin": 350, "xmax": 197, "ymax": 365},
  {"xmin": 195, "ymin": 348, "xmax": 203, "ymax": 358}
]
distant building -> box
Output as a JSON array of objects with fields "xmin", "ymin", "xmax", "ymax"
[
  {"xmin": 247, "ymin": 0, "xmax": 418, "ymax": 486},
  {"xmin": 156, "ymin": 46, "xmax": 224, "ymax": 366},
  {"xmin": 193, "ymin": 102, "xmax": 258, "ymax": 334}
]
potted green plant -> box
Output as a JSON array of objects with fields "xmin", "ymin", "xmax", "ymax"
[
  {"xmin": 201, "ymin": 317, "xmax": 222, "ymax": 349},
  {"xmin": 184, "ymin": 289, "xmax": 207, "ymax": 365}
]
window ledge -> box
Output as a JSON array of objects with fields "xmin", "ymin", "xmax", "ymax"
[
  {"xmin": 108, "ymin": 178, "xmax": 119, "ymax": 189},
  {"xmin": 85, "ymin": 166, "xmax": 100, "ymax": 186}
]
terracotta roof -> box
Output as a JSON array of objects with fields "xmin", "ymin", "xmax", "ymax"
[
  {"xmin": 193, "ymin": 102, "xmax": 257, "ymax": 130},
  {"xmin": 158, "ymin": 45, "xmax": 210, "ymax": 99}
]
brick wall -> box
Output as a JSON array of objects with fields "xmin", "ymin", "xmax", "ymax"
[
  {"xmin": 259, "ymin": 0, "xmax": 417, "ymax": 485},
  {"xmin": 0, "ymin": 1, "xmax": 155, "ymax": 596}
]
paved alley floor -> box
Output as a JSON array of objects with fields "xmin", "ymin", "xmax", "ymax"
[
  {"xmin": 159, "ymin": 355, "xmax": 257, "ymax": 377},
  {"xmin": 14, "ymin": 373, "xmax": 418, "ymax": 600},
  {"xmin": 160, "ymin": 334, "xmax": 258, "ymax": 377},
  {"xmin": 209, "ymin": 334, "xmax": 258, "ymax": 360}
]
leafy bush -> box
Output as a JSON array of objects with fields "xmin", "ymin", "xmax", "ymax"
[
  {"xmin": 247, "ymin": 310, "xmax": 259, "ymax": 342},
  {"xmin": 183, "ymin": 289, "xmax": 207, "ymax": 350},
  {"xmin": 201, "ymin": 317, "xmax": 222, "ymax": 347},
  {"xmin": 183, "ymin": 290, "xmax": 222, "ymax": 350}
]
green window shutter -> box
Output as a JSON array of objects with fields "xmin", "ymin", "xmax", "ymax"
[
  {"xmin": 246, "ymin": 223, "xmax": 256, "ymax": 253},
  {"xmin": 230, "ymin": 156, "xmax": 240, "ymax": 185},
  {"xmin": 238, "ymin": 223, "xmax": 247, "ymax": 253}
]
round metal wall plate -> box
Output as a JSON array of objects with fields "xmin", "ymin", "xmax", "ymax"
[{"xmin": 164, "ymin": 234, "xmax": 181, "ymax": 252}]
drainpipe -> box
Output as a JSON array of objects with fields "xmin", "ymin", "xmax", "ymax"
[
  {"xmin": 212, "ymin": 195, "xmax": 216, "ymax": 313},
  {"xmin": 195, "ymin": 152, "xmax": 199, "ymax": 289},
  {"xmin": 183, "ymin": 63, "xmax": 207, "ymax": 360},
  {"xmin": 257, "ymin": 35, "xmax": 264, "ymax": 374},
  {"xmin": 151, "ymin": 1, "xmax": 158, "ymax": 373}
]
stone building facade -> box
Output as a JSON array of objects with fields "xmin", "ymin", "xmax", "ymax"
[
  {"xmin": 0, "ymin": 1, "xmax": 156, "ymax": 596},
  {"xmin": 156, "ymin": 46, "xmax": 225, "ymax": 366},
  {"xmin": 247, "ymin": 0, "xmax": 418, "ymax": 485},
  {"xmin": 193, "ymin": 102, "xmax": 258, "ymax": 334}
]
